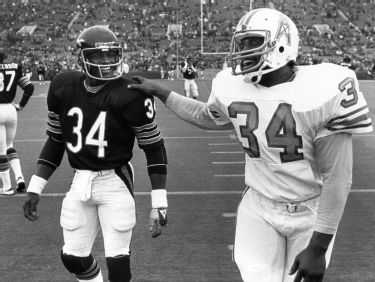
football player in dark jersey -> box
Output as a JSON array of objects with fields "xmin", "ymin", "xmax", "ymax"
[
  {"xmin": 179, "ymin": 60, "xmax": 199, "ymax": 99},
  {"xmin": 23, "ymin": 26, "xmax": 168, "ymax": 282},
  {"xmin": 0, "ymin": 49, "xmax": 34, "ymax": 195}
]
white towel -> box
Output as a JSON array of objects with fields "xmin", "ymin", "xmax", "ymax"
[{"xmin": 73, "ymin": 170, "xmax": 96, "ymax": 201}]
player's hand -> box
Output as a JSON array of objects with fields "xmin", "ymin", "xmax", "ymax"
[
  {"xmin": 149, "ymin": 208, "xmax": 167, "ymax": 238},
  {"xmin": 23, "ymin": 192, "xmax": 40, "ymax": 221},
  {"xmin": 128, "ymin": 76, "xmax": 171, "ymax": 102},
  {"xmin": 12, "ymin": 103, "xmax": 23, "ymax": 111},
  {"xmin": 289, "ymin": 244, "xmax": 326, "ymax": 282}
]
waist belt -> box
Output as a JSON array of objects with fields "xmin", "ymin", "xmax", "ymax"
[{"xmin": 248, "ymin": 187, "xmax": 319, "ymax": 214}]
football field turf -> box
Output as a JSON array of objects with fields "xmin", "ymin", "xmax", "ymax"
[{"xmin": 1, "ymin": 79, "xmax": 375, "ymax": 282}]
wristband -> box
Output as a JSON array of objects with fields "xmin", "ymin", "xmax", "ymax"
[
  {"xmin": 27, "ymin": 175, "xmax": 48, "ymax": 195},
  {"xmin": 151, "ymin": 189, "xmax": 168, "ymax": 208}
]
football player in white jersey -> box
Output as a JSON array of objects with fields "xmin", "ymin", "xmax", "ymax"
[{"xmin": 129, "ymin": 8, "xmax": 373, "ymax": 282}]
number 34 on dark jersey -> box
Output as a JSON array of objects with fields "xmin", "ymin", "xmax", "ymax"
[{"xmin": 46, "ymin": 71, "xmax": 163, "ymax": 171}]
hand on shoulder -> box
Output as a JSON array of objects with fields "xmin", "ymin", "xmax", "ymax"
[{"xmin": 128, "ymin": 76, "xmax": 171, "ymax": 102}]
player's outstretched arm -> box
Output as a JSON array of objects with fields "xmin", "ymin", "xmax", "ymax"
[
  {"xmin": 129, "ymin": 76, "xmax": 171, "ymax": 103},
  {"xmin": 129, "ymin": 76, "xmax": 233, "ymax": 130}
]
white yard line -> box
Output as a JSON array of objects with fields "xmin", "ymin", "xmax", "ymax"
[
  {"xmin": 208, "ymin": 143, "xmax": 238, "ymax": 146},
  {"xmin": 14, "ymin": 136, "xmax": 233, "ymax": 142},
  {"xmin": 7, "ymin": 189, "xmax": 375, "ymax": 198},
  {"xmin": 212, "ymin": 161, "xmax": 245, "ymax": 164},
  {"xmin": 210, "ymin": 151, "xmax": 243, "ymax": 154},
  {"xmin": 214, "ymin": 174, "xmax": 244, "ymax": 177}
]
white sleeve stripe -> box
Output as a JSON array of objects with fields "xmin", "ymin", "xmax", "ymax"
[
  {"xmin": 18, "ymin": 77, "xmax": 31, "ymax": 88},
  {"xmin": 47, "ymin": 127, "xmax": 62, "ymax": 134},
  {"xmin": 136, "ymin": 128, "xmax": 160, "ymax": 138},
  {"xmin": 137, "ymin": 135, "xmax": 162, "ymax": 145},
  {"xmin": 133, "ymin": 125, "xmax": 157, "ymax": 134},
  {"xmin": 48, "ymin": 111, "xmax": 60, "ymax": 118},
  {"xmin": 147, "ymin": 164, "xmax": 168, "ymax": 167},
  {"xmin": 132, "ymin": 121, "xmax": 156, "ymax": 131},
  {"xmin": 137, "ymin": 132, "xmax": 161, "ymax": 141},
  {"xmin": 37, "ymin": 158, "xmax": 59, "ymax": 168},
  {"xmin": 47, "ymin": 119, "xmax": 61, "ymax": 127}
]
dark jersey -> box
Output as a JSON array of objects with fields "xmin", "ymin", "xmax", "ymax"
[
  {"xmin": 37, "ymin": 66, "xmax": 45, "ymax": 75},
  {"xmin": 0, "ymin": 63, "xmax": 31, "ymax": 103},
  {"xmin": 46, "ymin": 71, "xmax": 164, "ymax": 170},
  {"xmin": 181, "ymin": 66, "xmax": 197, "ymax": 80}
]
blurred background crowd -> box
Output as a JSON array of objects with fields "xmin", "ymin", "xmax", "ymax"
[{"xmin": 0, "ymin": 0, "xmax": 374, "ymax": 80}]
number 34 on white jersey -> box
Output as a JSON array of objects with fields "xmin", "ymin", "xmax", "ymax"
[{"xmin": 207, "ymin": 63, "xmax": 372, "ymax": 202}]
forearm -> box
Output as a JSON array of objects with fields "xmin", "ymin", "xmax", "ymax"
[
  {"xmin": 165, "ymin": 91, "xmax": 232, "ymax": 130},
  {"xmin": 149, "ymin": 173, "xmax": 167, "ymax": 190},
  {"xmin": 19, "ymin": 83, "xmax": 34, "ymax": 108},
  {"xmin": 308, "ymin": 231, "xmax": 334, "ymax": 251},
  {"xmin": 35, "ymin": 163, "xmax": 56, "ymax": 180},
  {"xmin": 143, "ymin": 143, "xmax": 168, "ymax": 207},
  {"xmin": 28, "ymin": 137, "xmax": 65, "ymax": 194},
  {"xmin": 314, "ymin": 133, "xmax": 353, "ymax": 234}
]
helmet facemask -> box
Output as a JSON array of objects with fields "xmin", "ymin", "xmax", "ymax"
[
  {"xmin": 229, "ymin": 30, "xmax": 276, "ymax": 83},
  {"xmin": 79, "ymin": 46, "xmax": 123, "ymax": 81}
]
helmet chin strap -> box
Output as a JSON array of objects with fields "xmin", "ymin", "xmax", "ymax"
[
  {"xmin": 243, "ymin": 61, "xmax": 285, "ymax": 84},
  {"xmin": 243, "ymin": 63, "xmax": 273, "ymax": 84}
]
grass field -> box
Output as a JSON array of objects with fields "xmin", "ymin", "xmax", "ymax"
[{"xmin": 1, "ymin": 79, "xmax": 375, "ymax": 282}]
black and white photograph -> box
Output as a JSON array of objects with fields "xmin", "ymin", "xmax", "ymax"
[{"xmin": 0, "ymin": 0, "xmax": 374, "ymax": 281}]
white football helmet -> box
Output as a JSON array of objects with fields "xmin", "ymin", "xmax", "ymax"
[{"xmin": 228, "ymin": 8, "xmax": 299, "ymax": 83}]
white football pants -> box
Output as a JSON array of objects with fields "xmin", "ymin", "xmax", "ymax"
[
  {"xmin": 233, "ymin": 187, "xmax": 335, "ymax": 282},
  {"xmin": 184, "ymin": 79, "xmax": 199, "ymax": 98},
  {"xmin": 61, "ymin": 169, "xmax": 136, "ymax": 258},
  {"xmin": 0, "ymin": 104, "xmax": 17, "ymax": 154}
]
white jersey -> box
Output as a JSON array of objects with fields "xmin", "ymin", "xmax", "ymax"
[{"xmin": 208, "ymin": 63, "xmax": 373, "ymax": 202}]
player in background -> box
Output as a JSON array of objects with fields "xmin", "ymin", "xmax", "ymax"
[
  {"xmin": 0, "ymin": 49, "xmax": 34, "ymax": 195},
  {"xmin": 22, "ymin": 26, "xmax": 168, "ymax": 282},
  {"xmin": 37, "ymin": 64, "xmax": 46, "ymax": 85},
  {"xmin": 129, "ymin": 8, "xmax": 373, "ymax": 282},
  {"xmin": 179, "ymin": 60, "xmax": 199, "ymax": 99},
  {"xmin": 122, "ymin": 59, "xmax": 130, "ymax": 74},
  {"xmin": 339, "ymin": 56, "xmax": 355, "ymax": 71},
  {"xmin": 25, "ymin": 67, "xmax": 32, "ymax": 80}
]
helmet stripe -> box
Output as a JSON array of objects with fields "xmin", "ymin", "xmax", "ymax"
[{"xmin": 240, "ymin": 9, "xmax": 261, "ymax": 28}]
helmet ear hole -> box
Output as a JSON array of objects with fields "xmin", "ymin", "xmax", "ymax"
[{"xmin": 279, "ymin": 46, "xmax": 284, "ymax": 53}]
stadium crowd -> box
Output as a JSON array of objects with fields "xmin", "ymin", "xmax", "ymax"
[{"xmin": 0, "ymin": 0, "xmax": 374, "ymax": 80}]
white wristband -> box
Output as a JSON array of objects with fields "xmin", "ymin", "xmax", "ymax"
[
  {"xmin": 151, "ymin": 189, "xmax": 168, "ymax": 208},
  {"xmin": 27, "ymin": 175, "xmax": 48, "ymax": 195}
]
